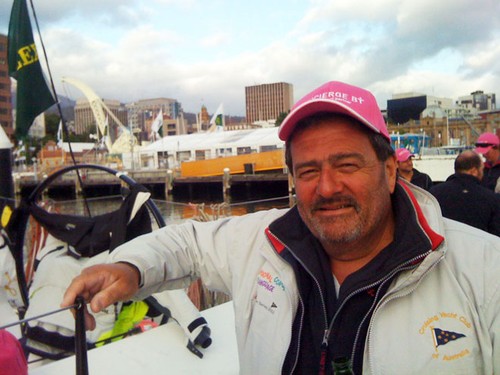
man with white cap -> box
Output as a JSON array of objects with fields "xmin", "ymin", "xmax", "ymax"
[
  {"xmin": 62, "ymin": 81, "xmax": 500, "ymax": 374},
  {"xmin": 474, "ymin": 132, "xmax": 500, "ymax": 191},
  {"xmin": 395, "ymin": 147, "xmax": 433, "ymax": 190}
]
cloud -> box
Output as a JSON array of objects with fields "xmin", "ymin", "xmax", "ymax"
[
  {"xmin": 2, "ymin": 0, "xmax": 500, "ymax": 117},
  {"xmin": 200, "ymin": 32, "xmax": 232, "ymax": 49}
]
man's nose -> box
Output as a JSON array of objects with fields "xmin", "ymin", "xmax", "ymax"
[{"xmin": 316, "ymin": 169, "xmax": 343, "ymax": 197}]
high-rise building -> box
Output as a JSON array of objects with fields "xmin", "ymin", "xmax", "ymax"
[
  {"xmin": 245, "ymin": 82, "xmax": 293, "ymax": 125},
  {"xmin": 0, "ymin": 34, "xmax": 13, "ymax": 138}
]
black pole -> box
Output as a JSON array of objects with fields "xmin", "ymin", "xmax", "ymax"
[
  {"xmin": 0, "ymin": 126, "xmax": 14, "ymax": 200},
  {"xmin": 75, "ymin": 296, "xmax": 89, "ymax": 375}
]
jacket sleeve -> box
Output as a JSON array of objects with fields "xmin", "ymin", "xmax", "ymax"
[
  {"xmin": 107, "ymin": 208, "xmax": 286, "ymax": 300},
  {"xmin": 489, "ymin": 263, "xmax": 500, "ymax": 372},
  {"xmin": 477, "ymin": 235, "xmax": 500, "ymax": 372}
]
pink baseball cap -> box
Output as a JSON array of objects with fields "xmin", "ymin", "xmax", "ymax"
[
  {"xmin": 395, "ymin": 148, "xmax": 414, "ymax": 162},
  {"xmin": 0, "ymin": 330, "xmax": 27, "ymax": 375},
  {"xmin": 278, "ymin": 81, "xmax": 389, "ymax": 142},
  {"xmin": 474, "ymin": 132, "xmax": 499, "ymax": 154}
]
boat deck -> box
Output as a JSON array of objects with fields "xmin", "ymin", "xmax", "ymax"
[{"xmin": 30, "ymin": 302, "xmax": 239, "ymax": 374}]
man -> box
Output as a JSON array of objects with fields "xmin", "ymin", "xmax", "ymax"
[
  {"xmin": 474, "ymin": 132, "xmax": 500, "ymax": 191},
  {"xmin": 395, "ymin": 147, "xmax": 433, "ymax": 190},
  {"xmin": 430, "ymin": 150, "xmax": 500, "ymax": 236},
  {"xmin": 62, "ymin": 81, "xmax": 500, "ymax": 374}
]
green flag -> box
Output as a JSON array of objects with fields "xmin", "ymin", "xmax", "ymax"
[{"xmin": 8, "ymin": 0, "xmax": 56, "ymax": 139}]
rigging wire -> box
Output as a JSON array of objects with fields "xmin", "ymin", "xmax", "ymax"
[
  {"xmin": 0, "ymin": 303, "xmax": 79, "ymax": 331},
  {"xmin": 27, "ymin": 0, "xmax": 92, "ymax": 217}
]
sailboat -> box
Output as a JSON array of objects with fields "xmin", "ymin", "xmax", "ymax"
[{"xmin": 1, "ymin": 1, "xmax": 239, "ymax": 373}]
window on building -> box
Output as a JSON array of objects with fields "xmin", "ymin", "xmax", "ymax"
[
  {"xmin": 195, "ymin": 150, "xmax": 209, "ymax": 160},
  {"xmin": 260, "ymin": 145, "xmax": 277, "ymax": 152},
  {"xmin": 237, "ymin": 147, "xmax": 251, "ymax": 155}
]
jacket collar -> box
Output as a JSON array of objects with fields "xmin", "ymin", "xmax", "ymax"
[
  {"xmin": 446, "ymin": 172, "xmax": 480, "ymax": 185},
  {"xmin": 266, "ymin": 181, "xmax": 444, "ymax": 269}
]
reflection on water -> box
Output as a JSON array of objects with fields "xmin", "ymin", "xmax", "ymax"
[{"xmin": 50, "ymin": 194, "xmax": 296, "ymax": 227}]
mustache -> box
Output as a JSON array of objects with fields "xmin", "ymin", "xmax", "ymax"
[{"xmin": 310, "ymin": 195, "xmax": 360, "ymax": 212}]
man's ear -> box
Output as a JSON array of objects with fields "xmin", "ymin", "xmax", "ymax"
[
  {"xmin": 386, "ymin": 155, "xmax": 398, "ymax": 193},
  {"xmin": 469, "ymin": 167, "xmax": 480, "ymax": 178}
]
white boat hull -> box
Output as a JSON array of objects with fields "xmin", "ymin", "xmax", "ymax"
[{"xmin": 30, "ymin": 302, "xmax": 239, "ymax": 374}]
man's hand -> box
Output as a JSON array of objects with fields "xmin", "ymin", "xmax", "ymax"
[{"xmin": 61, "ymin": 262, "xmax": 141, "ymax": 330}]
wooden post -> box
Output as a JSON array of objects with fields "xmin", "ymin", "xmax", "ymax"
[
  {"xmin": 74, "ymin": 172, "xmax": 82, "ymax": 196},
  {"xmin": 222, "ymin": 167, "xmax": 231, "ymax": 196},
  {"xmin": 165, "ymin": 169, "xmax": 174, "ymax": 197}
]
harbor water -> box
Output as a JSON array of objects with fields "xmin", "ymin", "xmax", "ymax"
[{"xmin": 44, "ymin": 193, "xmax": 295, "ymax": 227}]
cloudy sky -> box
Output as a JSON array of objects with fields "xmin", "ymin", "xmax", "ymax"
[{"xmin": 1, "ymin": 0, "xmax": 499, "ymax": 117}]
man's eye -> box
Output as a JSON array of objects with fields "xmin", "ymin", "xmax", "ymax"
[
  {"xmin": 338, "ymin": 163, "xmax": 359, "ymax": 172},
  {"xmin": 297, "ymin": 169, "xmax": 317, "ymax": 179}
]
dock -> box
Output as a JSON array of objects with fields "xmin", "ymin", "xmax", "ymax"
[{"xmin": 15, "ymin": 169, "xmax": 293, "ymax": 201}]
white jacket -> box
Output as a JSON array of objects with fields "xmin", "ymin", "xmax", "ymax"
[{"xmin": 109, "ymin": 185, "xmax": 500, "ymax": 374}]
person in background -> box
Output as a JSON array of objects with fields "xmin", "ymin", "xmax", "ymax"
[
  {"xmin": 430, "ymin": 150, "xmax": 500, "ymax": 236},
  {"xmin": 395, "ymin": 148, "xmax": 433, "ymax": 190},
  {"xmin": 62, "ymin": 81, "xmax": 500, "ymax": 374},
  {"xmin": 474, "ymin": 132, "xmax": 500, "ymax": 192}
]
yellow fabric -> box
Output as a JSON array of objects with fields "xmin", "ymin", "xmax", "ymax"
[
  {"xmin": 1, "ymin": 205, "xmax": 13, "ymax": 227},
  {"xmin": 96, "ymin": 301, "xmax": 149, "ymax": 347}
]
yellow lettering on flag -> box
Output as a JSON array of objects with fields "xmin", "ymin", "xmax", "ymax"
[{"xmin": 17, "ymin": 43, "xmax": 39, "ymax": 71}]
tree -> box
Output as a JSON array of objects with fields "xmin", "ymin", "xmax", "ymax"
[
  {"xmin": 275, "ymin": 111, "xmax": 290, "ymax": 127},
  {"xmin": 45, "ymin": 113, "xmax": 60, "ymax": 138}
]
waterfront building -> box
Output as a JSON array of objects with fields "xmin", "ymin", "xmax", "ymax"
[
  {"xmin": 196, "ymin": 105, "xmax": 211, "ymax": 132},
  {"xmin": 386, "ymin": 89, "xmax": 500, "ymax": 148},
  {"xmin": 387, "ymin": 108, "xmax": 500, "ymax": 148},
  {"xmin": 0, "ymin": 34, "xmax": 13, "ymax": 138},
  {"xmin": 245, "ymin": 82, "xmax": 293, "ymax": 125},
  {"xmin": 224, "ymin": 120, "xmax": 255, "ymax": 131},
  {"xmin": 126, "ymin": 98, "xmax": 184, "ymax": 141},
  {"xmin": 456, "ymin": 90, "xmax": 496, "ymax": 115},
  {"xmin": 37, "ymin": 140, "xmax": 65, "ymax": 172},
  {"xmin": 387, "ymin": 92, "xmax": 454, "ymax": 124},
  {"xmin": 142, "ymin": 126, "xmax": 284, "ymax": 170}
]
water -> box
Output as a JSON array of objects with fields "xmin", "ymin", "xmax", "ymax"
[{"xmin": 45, "ymin": 194, "xmax": 295, "ymax": 228}]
